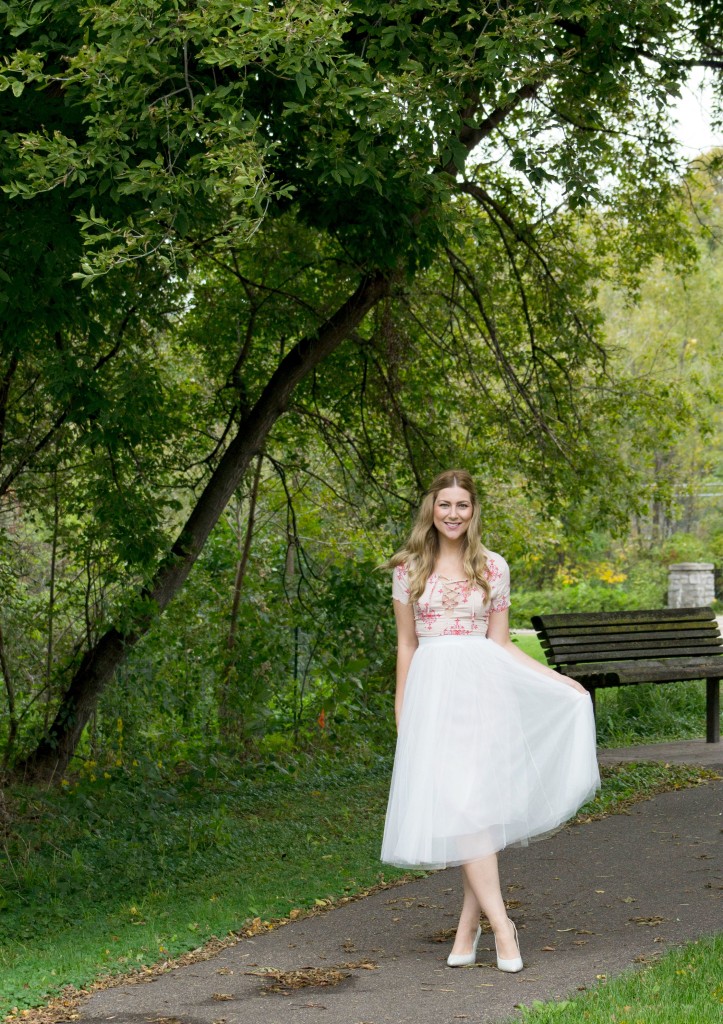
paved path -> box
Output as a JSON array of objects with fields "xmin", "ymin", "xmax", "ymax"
[
  {"xmin": 598, "ymin": 738, "xmax": 723, "ymax": 769},
  {"xmin": 73, "ymin": 773, "xmax": 722, "ymax": 1024}
]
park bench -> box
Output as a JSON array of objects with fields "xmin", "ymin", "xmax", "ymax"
[{"xmin": 530, "ymin": 607, "xmax": 722, "ymax": 743}]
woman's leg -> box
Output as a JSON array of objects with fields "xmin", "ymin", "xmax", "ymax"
[
  {"xmin": 449, "ymin": 866, "xmax": 482, "ymax": 955},
  {"xmin": 450, "ymin": 854, "xmax": 519, "ymax": 959}
]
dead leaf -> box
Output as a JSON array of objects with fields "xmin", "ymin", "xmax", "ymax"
[
  {"xmin": 339, "ymin": 960, "xmax": 378, "ymax": 971},
  {"xmin": 541, "ymin": 946, "xmax": 556, "ymax": 952},
  {"xmin": 211, "ymin": 994, "xmax": 235, "ymax": 1002},
  {"xmin": 247, "ymin": 966, "xmax": 347, "ymax": 992},
  {"xmin": 629, "ymin": 916, "xmax": 665, "ymax": 926}
]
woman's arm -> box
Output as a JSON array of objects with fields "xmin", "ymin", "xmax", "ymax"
[
  {"xmin": 393, "ymin": 599, "xmax": 419, "ymax": 727},
  {"xmin": 486, "ymin": 608, "xmax": 589, "ymax": 696}
]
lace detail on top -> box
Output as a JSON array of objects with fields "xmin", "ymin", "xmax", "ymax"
[{"xmin": 392, "ymin": 553, "xmax": 511, "ymax": 638}]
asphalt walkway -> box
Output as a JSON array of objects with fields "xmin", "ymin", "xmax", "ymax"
[{"xmin": 72, "ymin": 742, "xmax": 722, "ymax": 1024}]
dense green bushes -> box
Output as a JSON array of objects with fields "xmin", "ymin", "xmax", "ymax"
[{"xmin": 509, "ymin": 573, "xmax": 668, "ymax": 629}]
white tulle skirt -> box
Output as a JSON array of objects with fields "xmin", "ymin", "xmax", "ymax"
[{"xmin": 381, "ymin": 636, "xmax": 600, "ymax": 869}]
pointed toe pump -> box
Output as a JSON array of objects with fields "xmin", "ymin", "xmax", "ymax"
[
  {"xmin": 447, "ymin": 925, "xmax": 482, "ymax": 967},
  {"xmin": 495, "ymin": 920, "xmax": 523, "ymax": 973}
]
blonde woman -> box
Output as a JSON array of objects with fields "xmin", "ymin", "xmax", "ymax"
[{"xmin": 381, "ymin": 470, "xmax": 599, "ymax": 971}]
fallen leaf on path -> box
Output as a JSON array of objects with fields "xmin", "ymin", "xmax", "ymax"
[
  {"xmin": 629, "ymin": 916, "xmax": 664, "ymax": 926},
  {"xmin": 211, "ymin": 994, "xmax": 235, "ymax": 1002},
  {"xmin": 245, "ymin": 960, "xmax": 376, "ymax": 995}
]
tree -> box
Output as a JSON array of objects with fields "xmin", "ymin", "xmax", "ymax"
[{"xmin": 1, "ymin": 1, "xmax": 721, "ymax": 779}]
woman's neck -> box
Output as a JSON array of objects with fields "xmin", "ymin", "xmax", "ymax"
[{"xmin": 435, "ymin": 535, "xmax": 465, "ymax": 569}]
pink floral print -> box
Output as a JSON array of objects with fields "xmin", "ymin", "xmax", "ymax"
[{"xmin": 392, "ymin": 554, "xmax": 511, "ymax": 637}]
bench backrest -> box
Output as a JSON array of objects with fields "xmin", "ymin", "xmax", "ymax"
[{"xmin": 530, "ymin": 606, "xmax": 723, "ymax": 670}]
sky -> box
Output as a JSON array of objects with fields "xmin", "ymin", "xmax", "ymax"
[{"xmin": 672, "ymin": 68, "xmax": 722, "ymax": 156}]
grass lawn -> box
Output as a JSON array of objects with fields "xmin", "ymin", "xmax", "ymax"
[
  {"xmin": 511, "ymin": 932, "xmax": 723, "ymax": 1023},
  {"xmin": 0, "ymin": 751, "xmax": 718, "ymax": 1018}
]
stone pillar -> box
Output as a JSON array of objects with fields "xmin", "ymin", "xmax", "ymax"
[{"xmin": 667, "ymin": 563, "xmax": 715, "ymax": 608}]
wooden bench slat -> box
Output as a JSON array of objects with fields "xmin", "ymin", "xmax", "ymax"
[
  {"xmin": 531, "ymin": 607, "xmax": 715, "ymax": 629},
  {"xmin": 545, "ymin": 637, "xmax": 723, "ymax": 656},
  {"xmin": 543, "ymin": 630, "xmax": 721, "ymax": 651},
  {"xmin": 553, "ymin": 644, "xmax": 723, "ymax": 664},
  {"xmin": 565, "ymin": 657, "xmax": 723, "ymax": 684},
  {"xmin": 539, "ymin": 621, "xmax": 720, "ymax": 638}
]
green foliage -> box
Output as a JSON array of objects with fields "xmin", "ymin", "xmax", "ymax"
[
  {"xmin": 515, "ymin": 933, "xmax": 723, "ymax": 1024},
  {"xmin": 594, "ymin": 681, "xmax": 716, "ymax": 747},
  {"xmin": 509, "ymin": 563, "xmax": 668, "ymax": 629},
  {"xmin": 2, "ymin": 1, "xmax": 722, "ymax": 774}
]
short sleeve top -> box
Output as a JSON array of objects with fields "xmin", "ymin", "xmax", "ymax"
[{"xmin": 392, "ymin": 552, "xmax": 511, "ymax": 638}]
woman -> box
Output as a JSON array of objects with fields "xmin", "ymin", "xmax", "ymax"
[{"xmin": 381, "ymin": 469, "xmax": 600, "ymax": 971}]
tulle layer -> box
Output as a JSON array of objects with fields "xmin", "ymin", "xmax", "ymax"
[{"xmin": 380, "ymin": 636, "xmax": 600, "ymax": 869}]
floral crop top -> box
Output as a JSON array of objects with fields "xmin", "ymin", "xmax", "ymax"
[{"xmin": 392, "ymin": 552, "xmax": 511, "ymax": 638}]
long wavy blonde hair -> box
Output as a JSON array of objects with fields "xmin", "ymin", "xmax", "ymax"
[{"xmin": 386, "ymin": 469, "xmax": 491, "ymax": 603}]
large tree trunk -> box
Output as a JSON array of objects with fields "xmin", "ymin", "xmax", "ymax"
[{"xmin": 16, "ymin": 272, "xmax": 390, "ymax": 782}]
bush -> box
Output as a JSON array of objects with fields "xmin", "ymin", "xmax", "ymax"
[{"xmin": 510, "ymin": 564, "xmax": 667, "ymax": 629}]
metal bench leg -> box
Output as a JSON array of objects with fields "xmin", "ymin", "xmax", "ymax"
[{"xmin": 706, "ymin": 679, "xmax": 720, "ymax": 743}]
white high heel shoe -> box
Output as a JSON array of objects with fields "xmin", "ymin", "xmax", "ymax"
[
  {"xmin": 447, "ymin": 925, "xmax": 482, "ymax": 967},
  {"xmin": 495, "ymin": 920, "xmax": 523, "ymax": 973}
]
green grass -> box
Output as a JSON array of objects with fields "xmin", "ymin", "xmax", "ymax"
[
  {"xmin": 0, "ymin": 752, "xmax": 717, "ymax": 1016},
  {"xmin": 511, "ymin": 634, "xmax": 720, "ymax": 747},
  {"xmin": 0, "ymin": 754, "xmax": 409, "ymax": 1015},
  {"xmin": 511, "ymin": 932, "xmax": 723, "ymax": 1023}
]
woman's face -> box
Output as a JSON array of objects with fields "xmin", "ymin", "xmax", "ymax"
[{"xmin": 433, "ymin": 486, "xmax": 474, "ymax": 543}]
